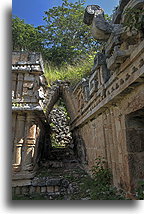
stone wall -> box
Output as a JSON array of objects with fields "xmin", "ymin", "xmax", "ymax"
[
  {"xmin": 12, "ymin": 177, "xmax": 69, "ymax": 199},
  {"xmin": 12, "ymin": 51, "xmax": 49, "ymax": 186},
  {"xmin": 49, "ymin": 107, "xmax": 72, "ymax": 147},
  {"xmin": 65, "ymin": 0, "xmax": 144, "ymax": 192},
  {"xmin": 12, "ymin": 0, "xmax": 144, "ymax": 194}
]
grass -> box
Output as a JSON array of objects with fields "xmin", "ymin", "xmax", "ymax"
[{"xmin": 44, "ymin": 57, "xmax": 94, "ymax": 86}]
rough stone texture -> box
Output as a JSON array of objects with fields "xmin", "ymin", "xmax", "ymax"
[
  {"xmin": 83, "ymin": 5, "xmax": 112, "ymax": 41},
  {"xmin": 112, "ymin": 0, "xmax": 131, "ymax": 24},
  {"xmin": 12, "ymin": 52, "xmax": 49, "ymax": 185},
  {"xmin": 68, "ymin": 0, "xmax": 144, "ymax": 192},
  {"xmin": 12, "ymin": 0, "xmax": 144, "ymax": 196},
  {"xmin": 49, "ymin": 107, "xmax": 72, "ymax": 147},
  {"xmin": 12, "ymin": 176, "xmax": 70, "ymax": 196}
]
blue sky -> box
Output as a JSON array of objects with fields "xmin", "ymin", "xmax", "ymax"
[{"xmin": 12, "ymin": 0, "xmax": 119, "ymax": 26}]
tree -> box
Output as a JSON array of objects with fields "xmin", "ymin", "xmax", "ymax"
[
  {"xmin": 12, "ymin": 0, "xmax": 103, "ymax": 66},
  {"xmin": 12, "ymin": 16, "xmax": 44, "ymax": 52},
  {"xmin": 41, "ymin": 0, "xmax": 99, "ymax": 65}
]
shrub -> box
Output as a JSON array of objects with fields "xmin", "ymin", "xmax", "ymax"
[
  {"xmin": 88, "ymin": 157, "xmax": 126, "ymax": 200},
  {"xmin": 135, "ymin": 180, "xmax": 144, "ymax": 200}
]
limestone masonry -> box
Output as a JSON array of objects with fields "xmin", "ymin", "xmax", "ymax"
[{"xmin": 12, "ymin": 0, "xmax": 144, "ymax": 195}]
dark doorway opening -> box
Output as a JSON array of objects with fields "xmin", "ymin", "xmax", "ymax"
[{"xmin": 126, "ymin": 108, "xmax": 144, "ymax": 189}]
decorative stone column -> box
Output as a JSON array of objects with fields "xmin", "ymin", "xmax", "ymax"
[
  {"xmin": 12, "ymin": 73, "xmax": 17, "ymax": 98},
  {"xmin": 16, "ymin": 73, "xmax": 23, "ymax": 98},
  {"xmin": 12, "ymin": 114, "xmax": 25, "ymax": 172},
  {"xmin": 22, "ymin": 113, "xmax": 37, "ymax": 171}
]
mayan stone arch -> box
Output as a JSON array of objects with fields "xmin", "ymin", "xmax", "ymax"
[
  {"xmin": 42, "ymin": 80, "xmax": 87, "ymax": 163},
  {"xmin": 12, "ymin": 52, "xmax": 86, "ymax": 187},
  {"xmin": 44, "ymin": 80, "xmax": 78, "ymax": 120},
  {"xmin": 12, "ymin": 0, "xmax": 144, "ymax": 196}
]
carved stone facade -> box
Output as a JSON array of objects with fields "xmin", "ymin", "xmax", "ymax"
[
  {"xmin": 12, "ymin": 0, "xmax": 144, "ymax": 195},
  {"xmin": 12, "ymin": 51, "xmax": 49, "ymax": 186},
  {"xmin": 67, "ymin": 0, "xmax": 144, "ymax": 192}
]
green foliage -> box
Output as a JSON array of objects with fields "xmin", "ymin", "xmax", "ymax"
[
  {"xmin": 12, "ymin": 0, "xmax": 110, "ymax": 82},
  {"xmin": 12, "ymin": 16, "xmax": 44, "ymax": 51},
  {"xmin": 86, "ymin": 158, "xmax": 125, "ymax": 200},
  {"xmin": 12, "ymin": 194, "xmax": 47, "ymax": 200},
  {"xmin": 70, "ymin": 158, "xmax": 126, "ymax": 200},
  {"xmin": 135, "ymin": 180, "xmax": 144, "ymax": 200},
  {"xmin": 123, "ymin": 8, "xmax": 144, "ymax": 32},
  {"xmin": 41, "ymin": 0, "xmax": 98, "ymax": 65},
  {"xmin": 44, "ymin": 56, "xmax": 94, "ymax": 86},
  {"xmin": 12, "ymin": 160, "xmax": 127, "ymax": 200},
  {"xmin": 91, "ymin": 157, "xmax": 112, "ymax": 186}
]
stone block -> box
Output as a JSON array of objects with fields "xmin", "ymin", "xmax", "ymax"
[
  {"xmin": 12, "ymin": 187, "xmax": 15, "ymax": 195},
  {"xmin": 12, "ymin": 179, "xmax": 32, "ymax": 187},
  {"xmin": 47, "ymin": 186, "xmax": 54, "ymax": 193},
  {"xmin": 23, "ymin": 82, "xmax": 34, "ymax": 89},
  {"xmin": 29, "ymin": 186, "xmax": 35, "ymax": 194},
  {"xmin": 92, "ymin": 53, "xmax": 107, "ymax": 70},
  {"xmin": 27, "ymin": 90, "xmax": 34, "ymax": 97},
  {"xmin": 54, "ymin": 186, "xmax": 59, "ymax": 192},
  {"xmin": 32, "ymin": 177, "xmax": 46, "ymax": 187},
  {"xmin": 22, "ymin": 186, "xmax": 29, "ymax": 195},
  {"xmin": 15, "ymin": 186, "xmax": 21, "ymax": 195},
  {"xmin": 41, "ymin": 186, "xmax": 47, "ymax": 193},
  {"xmin": 35, "ymin": 186, "xmax": 41, "ymax": 193},
  {"xmin": 46, "ymin": 178, "xmax": 61, "ymax": 186},
  {"xmin": 24, "ymin": 74, "xmax": 35, "ymax": 82}
]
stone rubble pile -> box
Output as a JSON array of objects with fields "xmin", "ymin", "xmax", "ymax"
[{"xmin": 49, "ymin": 107, "xmax": 73, "ymax": 147}]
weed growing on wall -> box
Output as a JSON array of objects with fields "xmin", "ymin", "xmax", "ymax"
[
  {"xmin": 70, "ymin": 157, "xmax": 127, "ymax": 200},
  {"xmin": 86, "ymin": 158, "xmax": 126, "ymax": 200},
  {"xmin": 123, "ymin": 8, "xmax": 144, "ymax": 32}
]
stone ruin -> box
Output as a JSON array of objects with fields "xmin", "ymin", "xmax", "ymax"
[
  {"xmin": 49, "ymin": 107, "xmax": 72, "ymax": 148},
  {"xmin": 12, "ymin": 0, "xmax": 144, "ymax": 197},
  {"xmin": 12, "ymin": 52, "xmax": 49, "ymax": 183}
]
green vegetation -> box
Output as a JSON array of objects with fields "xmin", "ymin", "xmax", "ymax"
[
  {"xmin": 12, "ymin": 16, "xmax": 44, "ymax": 52},
  {"xmin": 12, "ymin": 0, "xmax": 112, "ymax": 84},
  {"xmin": 135, "ymin": 180, "xmax": 144, "ymax": 200},
  {"xmin": 123, "ymin": 8, "xmax": 144, "ymax": 32},
  {"xmin": 44, "ymin": 56, "xmax": 94, "ymax": 86},
  {"xmin": 12, "ymin": 158, "xmax": 127, "ymax": 200},
  {"xmin": 69, "ymin": 158, "xmax": 127, "ymax": 200},
  {"xmin": 42, "ymin": 0, "xmax": 98, "ymax": 65},
  {"xmin": 12, "ymin": 0, "xmax": 99, "ymax": 66},
  {"xmin": 12, "ymin": 194, "xmax": 48, "ymax": 200}
]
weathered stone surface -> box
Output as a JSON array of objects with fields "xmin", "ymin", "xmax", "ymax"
[
  {"xmin": 49, "ymin": 107, "xmax": 72, "ymax": 147},
  {"xmin": 41, "ymin": 186, "xmax": 47, "ymax": 193},
  {"xmin": 35, "ymin": 186, "xmax": 41, "ymax": 193},
  {"xmin": 47, "ymin": 186, "xmax": 54, "ymax": 193},
  {"xmin": 54, "ymin": 186, "xmax": 59, "ymax": 192},
  {"xmin": 32, "ymin": 177, "xmax": 46, "ymax": 187},
  {"xmin": 84, "ymin": 5, "xmax": 112, "ymax": 41},
  {"xmin": 12, "ymin": 51, "xmax": 49, "ymax": 186},
  {"xmin": 68, "ymin": 0, "xmax": 144, "ymax": 193},
  {"xmin": 29, "ymin": 186, "xmax": 35, "ymax": 194},
  {"xmin": 46, "ymin": 178, "xmax": 61, "ymax": 186},
  {"xmin": 112, "ymin": 0, "xmax": 131, "ymax": 24},
  {"xmin": 12, "ymin": 0, "xmax": 144, "ymax": 196},
  {"xmin": 15, "ymin": 186, "xmax": 21, "ymax": 195}
]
